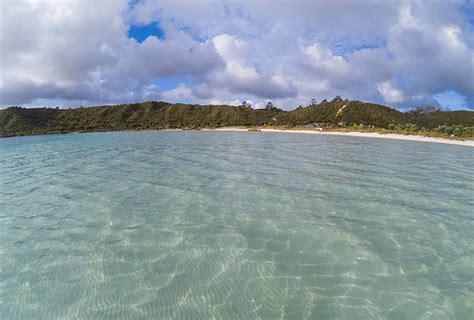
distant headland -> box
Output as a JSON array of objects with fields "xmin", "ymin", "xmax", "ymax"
[{"xmin": 1, "ymin": 98, "xmax": 473, "ymax": 142}]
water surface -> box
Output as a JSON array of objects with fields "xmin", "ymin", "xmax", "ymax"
[{"xmin": 1, "ymin": 131, "xmax": 473, "ymax": 319}]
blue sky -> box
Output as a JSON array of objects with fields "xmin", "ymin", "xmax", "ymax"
[
  {"xmin": 434, "ymin": 91, "xmax": 469, "ymax": 110},
  {"xmin": 128, "ymin": 23, "xmax": 164, "ymax": 42},
  {"xmin": 1, "ymin": 0, "xmax": 473, "ymax": 110}
]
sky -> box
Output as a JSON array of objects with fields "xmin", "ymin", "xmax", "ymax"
[{"xmin": 0, "ymin": 0, "xmax": 473, "ymax": 110}]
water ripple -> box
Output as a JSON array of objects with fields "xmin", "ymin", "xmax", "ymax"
[{"xmin": 0, "ymin": 131, "xmax": 473, "ymax": 319}]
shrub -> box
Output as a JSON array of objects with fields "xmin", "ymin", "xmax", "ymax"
[
  {"xmin": 444, "ymin": 126, "xmax": 454, "ymax": 135},
  {"xmin": 462, "ymin": 127, "xmax": 472, "ymax": 136}
]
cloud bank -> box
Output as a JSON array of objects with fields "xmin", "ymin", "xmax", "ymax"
[{"xmin": 0, "ymin": 0, "xmax": 473, "ymax": 110}]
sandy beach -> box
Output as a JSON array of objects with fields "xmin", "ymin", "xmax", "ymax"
[{"xmin": 202, "ymin": 128, "xmax": 474, "ymax": 147}]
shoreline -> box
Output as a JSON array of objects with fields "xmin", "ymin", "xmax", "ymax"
[
  {"xmin": 203, "ymin": 127, "xmax": 474, "ymax": 147},
  {"xmin": 2, "ymin": 128, "xmax": 473, "ymax": 147}
]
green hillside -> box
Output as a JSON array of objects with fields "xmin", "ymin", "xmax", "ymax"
[
  {"xmin": 1, "ymin": 99, "xmax": 473, "ymax": 138},
  {"xmin": 275, "ymin": 100, "xmax": 412, "ymax": 127}
]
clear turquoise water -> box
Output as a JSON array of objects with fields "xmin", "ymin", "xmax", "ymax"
[{"xmin": 0, "ymin": 131, "xmax": 473, "ymax": 319}]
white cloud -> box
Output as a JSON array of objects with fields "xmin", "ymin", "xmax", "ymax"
[
  {"xmin": 208, "ymin": 34, "xmax": 297, "ymax": 99},
  {"xmin": 385, "ymin": 2, "xmax": 474, "ymax": 102},
  {"xmin": 377, "ymin": 81, "xmax": 404, "ymax": 104},
  {"xmin": 0, "ymin": 0, "xmax": 222, "ymax": 105},
  {"xmin": 161, "ymin": 84, "xmax": 193, "ymax": 102},
  {"xmin": 0, "ymin": 0, "xmax": 473, "ymax": 109},
  {"xmin": 302, "ymin": 43, "xmax": 351, "ymax": 81}
]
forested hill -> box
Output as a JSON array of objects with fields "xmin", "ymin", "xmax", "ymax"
[{"xmin": 1, "ymin": 100, "xmax": 473, "ymax": 137}]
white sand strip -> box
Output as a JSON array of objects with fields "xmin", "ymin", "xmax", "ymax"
[
  {"xmin": 198, "ymin": 127, "xmax": 473, "ymax": 147},
  {"xmin": 201, "ymin": 128, "xmax": 249, "ymax": 132},
  {"xmin": 259, "ymin": 129, "xmax": 474, "ymax": 147}
]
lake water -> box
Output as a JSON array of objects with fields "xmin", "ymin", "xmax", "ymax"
[{"xmin": 1, "ymin": 131, "xmax": 473, "ymax": 319}]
